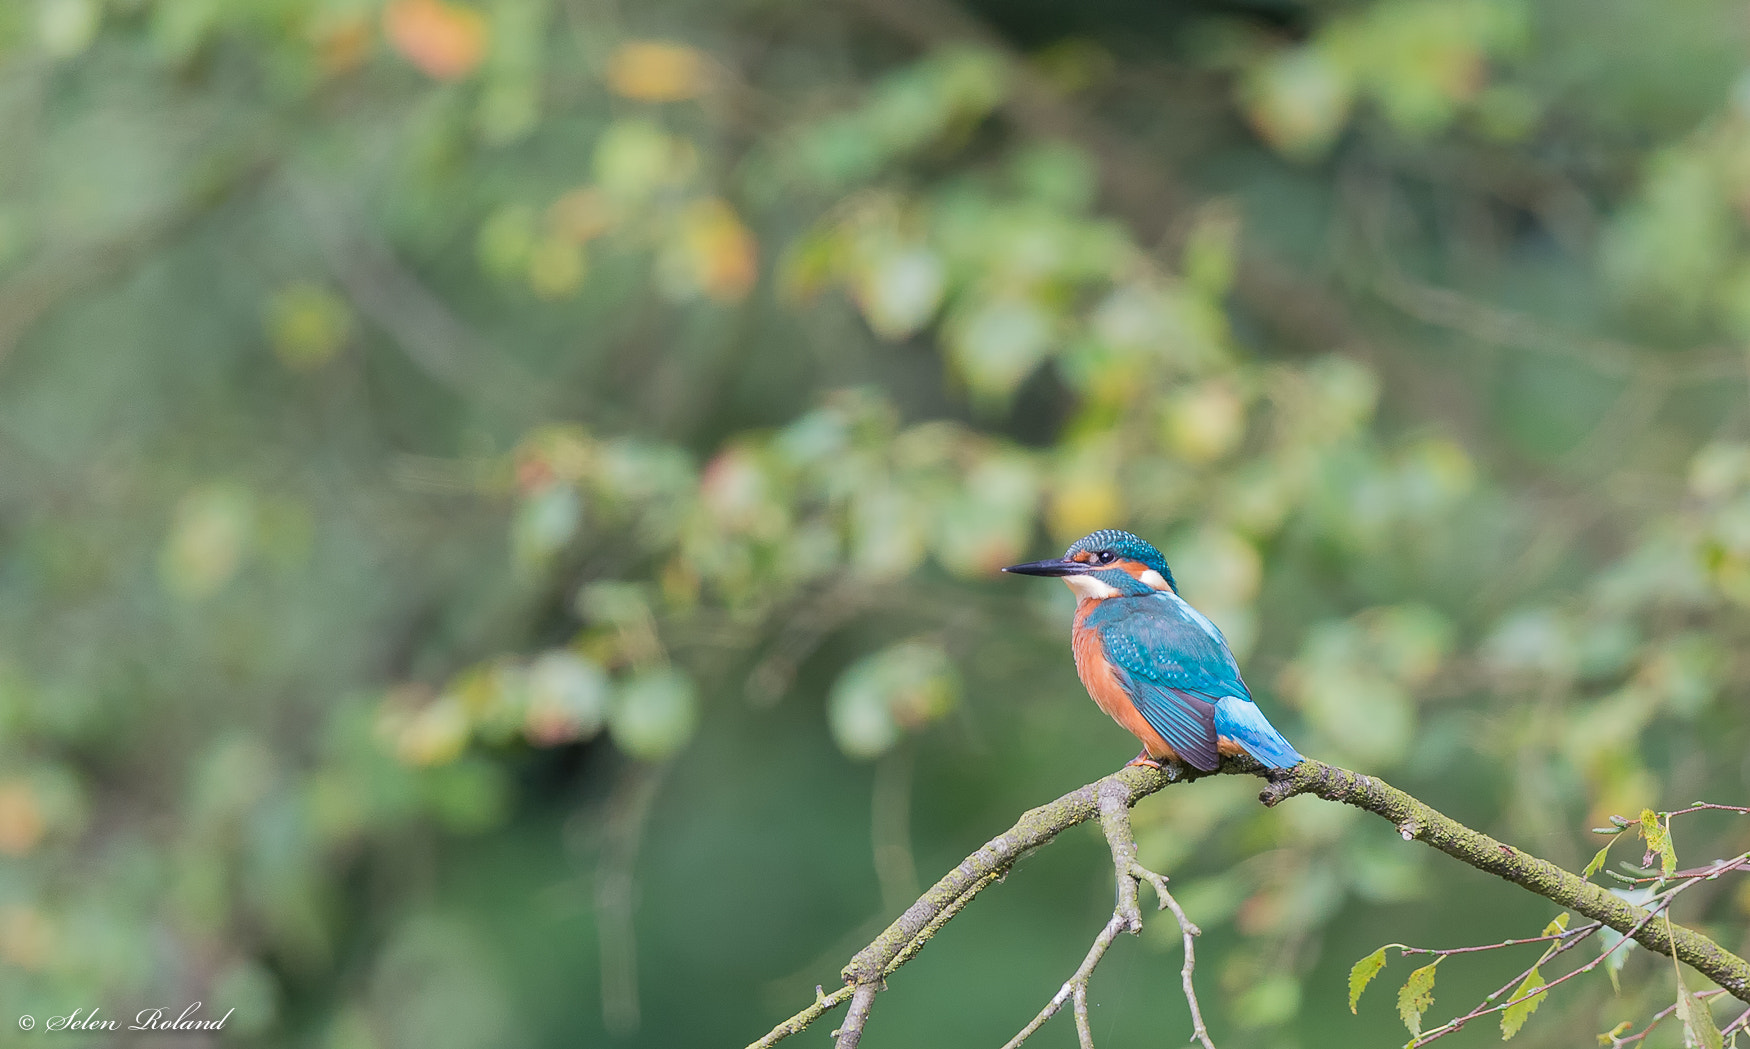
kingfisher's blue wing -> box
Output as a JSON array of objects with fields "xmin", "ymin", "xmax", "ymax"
[{"xmin": 1086, "ymin": 592, "xmax": 1302, "ymax": 771}]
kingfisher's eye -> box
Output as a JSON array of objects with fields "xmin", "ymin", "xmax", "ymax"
[{"xmin": 1096, "ymin": 551, "xmax": 1116, "ymax": 564}]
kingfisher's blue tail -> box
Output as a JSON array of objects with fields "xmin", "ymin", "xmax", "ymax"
[{"xmin": 1213, "ymin": 696, "xmax": 1303, "ymax": 769}]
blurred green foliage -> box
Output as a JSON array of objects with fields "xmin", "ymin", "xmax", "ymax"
[{"xmin": 1, "ymin": 0, "xmax": 1748, "ymax": 1046}]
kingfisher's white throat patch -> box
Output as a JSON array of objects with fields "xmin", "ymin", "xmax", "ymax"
[{"xmin": 1063, "ymin": 574, "xmax": 1123, "ymax": 600}]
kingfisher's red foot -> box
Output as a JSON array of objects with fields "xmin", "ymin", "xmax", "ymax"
[{"xmin": 1126, "ymin": 752, "xmax": 1166, "ymax": 770}]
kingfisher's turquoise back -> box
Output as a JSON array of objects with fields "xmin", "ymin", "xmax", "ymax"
[{"xmin": 1080, "ymin": 590, "xmax": 1303, "ymax": 771}]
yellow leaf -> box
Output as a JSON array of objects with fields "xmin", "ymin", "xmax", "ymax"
[
  {"xmin": 1047, "ymin": 473, "xmax": 1122, "ymax": 545},
  {"xmin": 527, "ymin": 236, "xmax": 586, "ymax": 299},
  {"xmin": 266, "ymin": 282, "xmax": 352, "ymax": 371},
  {"xmin": 674, "ymin": 198, "xmax": 758, "ymax": 302},
  {"xmin": 1640, "ymin": 808, "xmax": 1677, "ymax": 876},
  {"xmin": 390, "ymin": 695, "xmax": 470, "ymax": 767},
  {"xmin": 1163, "ymin": 382, "xmax": 1246, "ymax": 464},
  {"xmin": 605, "ymin": 41, "xmax": 710, "ymax": 101},
  {"xmin": 1242, "ymin": 44, "xmax": 1355, "ymax": 160},
  {"xmin": 1501, "ymin": 967, "xmax": 1546, "ymax": 1039},
  {"xmin": 160, "ymin": 485, "xmax": 252, "ymax": 600},
  {"xmin": 1348, "ymin": 947, "xmax": 1387, "ymax": 1013},
  {"xmin": 1397, "ymin": 960, "xmax": 1439, "ymax": 1037},
  {"xmin": 384, "ymin": 0, "xmax": 487, "ymax": 81}
]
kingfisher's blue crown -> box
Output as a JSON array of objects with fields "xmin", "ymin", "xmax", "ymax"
[{"xmin": 1066, "ymin": 529, "xmax": 1175, "ymax": 586}]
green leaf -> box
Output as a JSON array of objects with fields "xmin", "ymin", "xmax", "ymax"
[
  {"xmin": 1640, "ymin": 809, "xmax": 1677, "ymax": 876},
  {"xmin": 1348, "ymin": 948, "xmax": 1388, "ymax": 1013},
  {"xmin": 607, "ymin": 668, "xmax": 699, "ymax": 760},
  {"xmin": 1675, "ymin": 969, "xmax": 1725, "ymax": 1049},
  {"xmin": 1500, "ymin": 967, "xmax": 1547, "ymax": 1039},
  {"xmin": 1542, "ymin": 912, "xmax": 1570, "ymax": 937},
  {"xmin": 1397, "ymin": 960, "xmax": 1439, "ymax": 1037},
  {"xmin": 1583, "ymin": 839, "xmax": 1614, "ymax": 879}
]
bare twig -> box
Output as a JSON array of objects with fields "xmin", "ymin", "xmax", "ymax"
[
  {"xmin": 750, "ymin": 868, "xmax": 1005, "ymax": 1049},
  {"xmin": 1393, "ymin": 921, "xmax": 1605, "ymax": 960},
  {"xmin": 834, "ymin": 982, "xmax": 879, "ymax": 1049},
  {"xmin": 1157, "ymin": 884, "xmax": 1217, "ymax": 1049},
  {"xmin": 1001, "ymin": 914, "xmax": 1128, "ymax": 1049},
  {"xmin": 750, "ymin": 985, "xmax": 856, "ymax": 1049},
  {"xmin": 1093, "ymin": 776, "xmax": 1216, "ymax": 1048},
  {"xmin": 1097, "ymin": 778, "xmax": 1150, "ymax": 932},
  {"xmin": 998, "ymin": 779, "xmax": 1218, "ymax": 1049},
  {"xmin": 1667, "ymin": 803, "xmax": 1750, "ymax": 819},
  {"xmin": 1723, "ymin": 1002, "xmax": 1750, "ymax": 1038}
]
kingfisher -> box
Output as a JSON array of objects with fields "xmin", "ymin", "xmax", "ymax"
[{"xmin": 1003, "ymin": 529, "xmax": 1302, "ymax": 772}]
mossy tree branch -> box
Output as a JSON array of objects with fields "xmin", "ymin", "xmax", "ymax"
[{"xmin": 746, "ymin": 757, "xmax": 1750, "ymax": 1049}]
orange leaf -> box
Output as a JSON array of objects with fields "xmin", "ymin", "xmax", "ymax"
[
  {"xmin": 0, "ymin": 781, "xmax": 44, "ymax": 856},
  {"xmin": 384, "ymin": 0, "xmax": 488, "ymax": 81},
  {"xmin": 546, "ymin": 187, "xmax": 615, "ymax": 244},
  {"xmin": 680, "ymin": 199, "xmax": 758, "ymax": 302},
  {"xmin": 313, "ymin": 15, "xmax": 375, "ymax": 75},
  {"xmin": 605, "ymin": 41, "xmax": 710, "ymax": 101}
]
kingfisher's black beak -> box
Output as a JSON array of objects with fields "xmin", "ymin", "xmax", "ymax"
[{"xmin": 1001, "ymin": 558, "xmax": 1083, "ymax": 577}]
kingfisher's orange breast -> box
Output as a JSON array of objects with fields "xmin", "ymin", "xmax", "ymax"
[{"xmin": 1072, "ymin": 600, "xmax": 1176, "ymax": 760}]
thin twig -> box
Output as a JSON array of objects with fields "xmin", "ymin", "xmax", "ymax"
[
  {"xmin": 1394, "ymin": 922, "xmax": 1604, "ymax": 960},
  {"xmin": 834, "ymin": 982, "xmax": 879, "ymax": 1049},
  {"xmin": 1667, "ymin": 803, "xmax": 1750, "ymax": 819},
  {"xmin": 1408, "ymin": 872, "xmax": 1718, "ymax": 1045},
  {"xmin": 1096, "ymin": 778, "xmax": 1215, "ymax": 1048},
  {"xmin": 1406, "ymin": 928, "xmax": 1599, "ymax": 1046},
  {"xmin": 1608, "ymin": 989, "xmax": 1731, "ymax": 1048},
  {"xmin": 1072, "ymin": 969, "xmax": 1096, "ymax": 1049},
  {"xmin": 749, "ymin": 985, "xmax": 857, "ymax": 1049},
  {"xmin": 1723, "ymin": 1002, "xmax": 1750, "ymax": 1038},
  {"xmin": 748, "ymin": 869, "xmax": 1006, "ymax": 1049},
  {"xmin": 1157, "ymin": 885, "xmax": 1217, "ymax": 1049},
  {"xmin": 1000, "ymin": 914, "xmax": 1127, "ymax": 1049}
]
